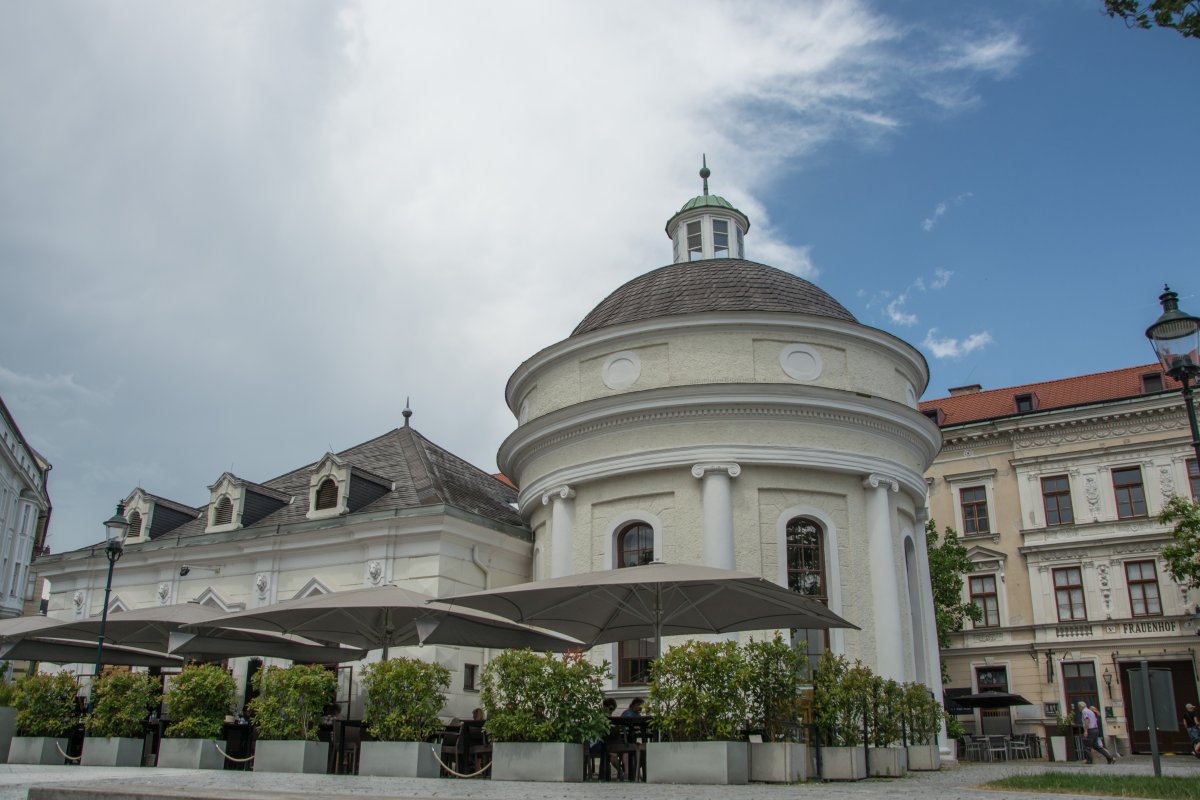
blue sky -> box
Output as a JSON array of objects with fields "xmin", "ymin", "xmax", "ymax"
[{"xmin": 1, "ymin": 1, "xmax": 1197, "ymax": 553}]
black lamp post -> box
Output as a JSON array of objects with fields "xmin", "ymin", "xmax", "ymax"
[
  {"xmin": 93, "ymin": 502, "xmax": 129, "ymax": 676},
  {"xmin": 1146, "ymin": 285, "xmax": 1200, "ymax": 465}
]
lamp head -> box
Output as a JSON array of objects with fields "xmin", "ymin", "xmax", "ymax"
[
  {"xmin": 102, "ymin": 501, "xmax": 129, "ymax": 557},
  {"xmin": 1146, "ymin": 285, "xmax": 1200, "ymax": 380}
]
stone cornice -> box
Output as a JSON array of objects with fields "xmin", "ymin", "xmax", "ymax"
[
  {"xmin": 939, "ymin": 396, "xmax": 1186, "ymax": 449},
  {"xmin": 505, "ymin": 311, "xmax": 930, "ymax": 411},
  {"xmin": 499, "ymin": 383, "xmax": 940, "ymax": 481},
  {"xmin": 515, "ymin": 444, "xmax": 928, "ymax": 516}
]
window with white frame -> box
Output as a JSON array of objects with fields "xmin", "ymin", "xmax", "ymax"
[
  {"xmin": 712, "ymin": 218, "xmax": 730, "ymax": 258},
  {"xmin": 1053, "ymin": 566, "xmax": 1087, "ymax": 622},
  {"xmin": 616, "ymin": 521, "xmax": 655, "ymax": 685},
  {"xmin": 1112, "ymin": 466, "xmax": 1147, "ymax": 519},
  {"xmin": 1041, "ymin": 475, "xmax": 1074, "ymax": 526},
  {"xmin": 1125, "ymin": 560, "xmax": 1162, "ymax": 617},
  {"xmin": 960, "ymin": 486, "xmax": 990, "ymax": 535},
  {"xmin": 969, "ymin": 574, "xmax": 1000, "ymax": 627},
  {"xmin": 686, "ymin": 221, "xmax": 703, "ymax": 261}
]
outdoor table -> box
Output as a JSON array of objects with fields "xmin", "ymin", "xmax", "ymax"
[
  {"xmin": 334, "ymin": 719, "xmax": 365, "ymax": 774},
  {"xmin": 601, "ymin": 715, "xmax": 650, "ymax": 782}
]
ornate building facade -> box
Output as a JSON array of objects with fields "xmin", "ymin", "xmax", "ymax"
[
  {"xmin": 0, "ymin": 396, "xmax": 51, "ymax": 620},
  {"xmin": 922, "ymin": 365, "xmax": 1200, "ymax": 754}
]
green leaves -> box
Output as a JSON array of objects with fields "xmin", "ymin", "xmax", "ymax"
[
  {"xmin": 481, "ymin": 649, "xmax": 611, "ymax": 744},
  {"xmin": 813, "ymin": 654, "xmax": 947, "ymax": 747},
  {"xmin": 743, "ymin": 634, "xmax": 808, "ymax": 743},
  {"xmin": 14, "ymin": 671, "xmax": 79, "ymax": 737},
  {"xmin": 1105, "ymin": 0, "xmax": 1200, "ymax": 39},
  {"xmin": 86, "ymin": 669, "xmax": 160, "ymax": 739},
  {"xmin": 647, "ymin": 640, "xmax": 752, "ymax": 742},
  {"xmin": 1158, "ymin": 495, "xmax": 1200, "ymax": 591},
  {"xmin": 899, "ymin": 682, "xmax": 942, "ymax": 745},
  {"xmin": 361, "ymin": 657, "xmax": 449, "ymax": 742},
  {"xmin": 925, "ymin": 520, "xmax": 981, "ymax": 682},
  {"xmin": 163, "ymin": 663, "xmax": 236, "ymax": 740},
  {"xmin": 247, "ymin": 663, "xmax": 336, "ymax": 741}
]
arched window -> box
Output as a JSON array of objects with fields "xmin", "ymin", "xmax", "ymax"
[
  {"xmin": 212, "ymin": 496, "xmax": 234, "ymax": 526},
  {"xmin": 314, "ymin": 477, "xmax": 339, "ymax": 511},
  {"xmin": 617, "ymin": 523, "xmax": 654, "ymax": 568},
  {"xmin": 127, "ymin": 510, "xmax": 143, "ymax": 539},
  {"xmin": 616, "ymin": 521, "xmax": 655, "ymax": 684},
  {"xmin": 786, "ymin": 517, "xmax": 826, "ymax": 601},
  {"xmin": 786, "ymin": 516, "xmax": 827, "ymax": 666}
]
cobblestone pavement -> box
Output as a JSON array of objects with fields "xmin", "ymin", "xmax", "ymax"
[{"xmin": 2, "ymin": 755, "xmax": 1199, "ymax": 800}]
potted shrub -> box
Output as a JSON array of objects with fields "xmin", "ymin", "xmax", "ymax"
[
  {"xmin": 83, "ymin": 669, "xmax": 160, "ymax": 766},
  {"xmin": 481, "ymin": 649, "xmax": 610, "ymax": 782},
  {"xmin": 157, "ymin": 663, "xmax": 235, "ymax": 770},
  {"xmin": 357, "ymin": 656, "xmax": 450, "ymax": 778},
  {"xmin": 10, "ymin": 671, "xmax": 79, "ymax": 765},
  {"xmin": 811, "ymin": 652, "xmax": 868, "ymax": 781},
  {"xmin": 646, "ymin": 639, "xmax": 751, "ymax": 785},
  {"xmin": 1046, "ymin": 715, "xmax": 1072, "ymax": 762},
  {"xmin": 743, "ymin": 635, "xmax": 808, "ymax": 783},
  {"xmin": 245, "ymin": 663, "xmax": 336, "ymax": 774},
  {"xmin": 900, "ymin": 682, "xmax": 942, "ymax": 771},
  {"xmin": 866, "ymin": 676, "xmax": 907, "ymax": 777},
  {"xmin": 0, "ymin": 664, "xmax": 18, "ymax": 763}
]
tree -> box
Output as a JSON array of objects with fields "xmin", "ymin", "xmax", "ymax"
[
  {"xmin": 1158, "ymin": 495, "xmax": 1200, "ymax": 590},
  {"xmin": 925, "ymin": 520, "xmax": 981, "ymax": 683},
  {"xmin": 1105, "ymin": 1, "xmax": 1200, "ymax": 39}
]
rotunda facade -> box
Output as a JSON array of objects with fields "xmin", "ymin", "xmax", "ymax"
[{"xmin": 498, "ymin": 167, "xmax": 943, "ymax": 698}]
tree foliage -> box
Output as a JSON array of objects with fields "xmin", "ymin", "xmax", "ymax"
[
  {"xmin": 14, "ymin": 671, "xmax": 79, "ymax": 737},
  {"xmin": 361, "ymin": 657, "xmax": 449, "ymax": 742},
  {"xmin": 481, "ymin": 649, "xmax": 610, "ymax": 744},
  {"xmin": 163, "ymin": 663, "xmax": 235, "ymax": 740},
  {"xmin": 742, "ymin": 634, "xmax": 808, "ymax": 743},
  {"xmin": 926, "ymin": 520, "xmax": 981, "ymax": 684},
  {"xmin": 86, "ymin": 669, "xmax": 160, "ymax": 739},
  {"xmin": 1105, "ymin": 1, "xmax": 1200, "ymax": 38},
  {"xmin": 248, "ymin": 663, "xmax": 336, "ymax": 741},
  {"xmin": 1158, "ymin": 495, "xmax": 1200, "ymax": 590},
  {"xmin": 647, "ymin": 639, "xmax": 752, "ymax": 742}
]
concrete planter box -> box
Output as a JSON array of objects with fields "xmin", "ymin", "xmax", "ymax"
[
  {"xmin": 359, "ymin": 740, "xmax": 439, "ymax": 778},
  {"xmin": 0, "ymin": 707, "xmax": 15, "ymax": 763},
  {"xmin": 647, "ymin": 741, "xmax": 748, "ymax": 785},
  {"xmin": 8, "ymin": 736, "xmax": 67, "ymax": 765},
  {"xmin": 868, "ymin": 746, "xmax": 907, "ymax": 777},
  {"xmin": 252, "ymin": 740, "xmax": 327, "ymax": 774},
  {"xmin": 1048, "ymin": 736, "xmax": 1068, "ymax": 762},
  {"xmin": 819, "ymin": 746, "xmax": 867, "ymax": 781},
  {"xmin": 491, "ymin": 741, "xmax": 583, "ymax": 782},
  {"xmin": 156, "ymin": 738, "xmax": 224, "ymax": 770},
  {"xmin": 748, "ymin": 741, "xmax": 807, "ymax": 783},
  {"xmin": 82, "ymin": 736, "xmax": 144, "ymax": 767},
  {"xmin": 905, "ymin": 743, "xmax": 941, "ymax": 771}
]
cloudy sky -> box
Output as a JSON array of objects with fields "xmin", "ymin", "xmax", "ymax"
[{"xmin": 2, "ymin": 1, "xmax": 1197, "ymax": 554}]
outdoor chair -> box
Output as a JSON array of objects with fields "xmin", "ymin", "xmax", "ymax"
[
  {"xmin": 1007, "ymin": 735, "xmax": 1031, "ymax": 760},
  {"xmin": 986, "ymin": 735, "xmax": 1009, "ymax": 762},
  {"xmin": 964, "ymin": 735, "xmax": 989, "ymax": 762}
]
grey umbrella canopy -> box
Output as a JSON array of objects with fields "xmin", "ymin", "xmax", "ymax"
[
  {"xmin": 951, "ymin": 691, "xmax": 1035, "ymax": 709},
  {"xmin": 445, "ymin": 562, "xmax": 858, "ymax": 655},
  {"xmin": 0, "ymin": 637, "xmax": 183, "ymax": 667},
  {"xmin": 29, "ymin": 603, "xmax": 367, "ymax": 664},
  {"xmin": 198, "ymin": 584, "xmax": 581, "ymax": 659}
]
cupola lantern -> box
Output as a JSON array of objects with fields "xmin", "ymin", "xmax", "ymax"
[{"xmin": 664, "ymin": 156, "xmax": 751, "ymax": 263}]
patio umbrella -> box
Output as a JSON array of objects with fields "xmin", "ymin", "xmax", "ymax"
[
  {"xmin": 0, "ymin": 637, "xmax": 183, "ymax": 667},
  {"xmin": 950, "ymin": 691, "xmax": 1035, "ymax": 709},
  {"xmin": 28, "ymin": 603, "xmax": 368, "ymax": 664},
  {"xmin": 195, "ymin": 584, "xmax": 582, "ymax": 659},
  {"xmin": 444, "ymin": 562, "xmax": 858, "ymax": 657}
]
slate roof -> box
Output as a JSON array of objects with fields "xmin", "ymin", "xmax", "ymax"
[
  {"xmin": 572, "ymin": 259, "xmax": 857, "ymax": 337},
  {"xmin": 68, "ymin": 427, "xmax": 524, "ymax": 554},
  {"xmin": 919, "ymin": 364, "xmax": 1181, "ymax": 427}
]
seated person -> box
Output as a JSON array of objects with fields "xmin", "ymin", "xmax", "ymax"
[{"xmin": 622, "ymin": 697, "xmax": 644, "ymax": 717}]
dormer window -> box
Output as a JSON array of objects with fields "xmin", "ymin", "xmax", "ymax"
[
  {"xmin": 1014, "ymin": 393, "xmax": 1035, "ymax": 413},
  {"xmin": 1142, "ymin": 372, "xmax": 1164, "ymax": 393},
  {"xmin": 127, "ymin": 511, "xmax": 143, "ymax": 540},
  {"xmin": 922, "ymin": 408, "xmax": 944, "ymax": 425},
  {"xmin": 314, "ymin": 478, "xmax": 339, "ymax": 511},
  {"xmin": 212, "ymin": 496, "xmax": 233, "ymax": 526}
]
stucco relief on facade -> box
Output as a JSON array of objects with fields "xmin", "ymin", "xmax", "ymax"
[
  {"xmin": 157, "ymin": 582, "xmax": 171, "ymax": 605},
  {"xmin": 255, "ymin": 572, "xmax": 270, "ymax": 598},
  {"xmin": 366, "ymin": 560, "xmax": 383, "ymax": 585},
  {"xmin": 1085, "ymin": 475, "xmax": 1100, "ymax": 516}
]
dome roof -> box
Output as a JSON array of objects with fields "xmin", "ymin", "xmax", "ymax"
[
  {"xmin": 572, "ymin": 259, "xmax": 857, "ymax": 337},
  {"xmin": 680, "ymin": 194, "xmax": 736, "ymax": 212}
]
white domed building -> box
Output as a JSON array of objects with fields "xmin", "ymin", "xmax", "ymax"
[{"xmin": 499, "ymin": 166, "xmax": 943, "ymax": 697}]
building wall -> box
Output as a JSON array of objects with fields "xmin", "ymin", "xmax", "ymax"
[
  {"xmin": 927, "ymin": 387, "xmax": 1199, "ymax": 753},
  {"xmin": 0, "ymin": 399, "xmax": 50, "ymax": 620}
]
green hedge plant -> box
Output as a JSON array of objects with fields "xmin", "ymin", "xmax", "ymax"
[
  {"xmin": 247, "ymin": 663, "xmax": 336, "ymax": 741},
  {"xmin": 15, "ymin": 671, "xmax": 79, "ymax": 737},
  {"xmin": 361, "ymin": 657, "xmax": 449, "ymax": 742},
  {"xmin": 900, "ymin": 682, "xmax": 942, "ymax": 746},
  {"xmin": 163, "ymin": 663, "xmax": 235, "ymax": 740},
  {"xmin": 86, "ymin": 669, "xmax": 160, "ymax": 739},
  {"xmin": 812, "ymin": 652, "xmax": 875, "ymax": 746},
  {"xmin": 481, "ymin": 649, "xmax": 610, "ymax": 744},
  {"xmin": 743, "ymin": 634, "xmax": 807, "ymax": 743},
  {"xmin": 647, "ymin": 640, "xmax": 752, "ymax": 742},
  {"xmin": 869, "ymin": 676, "xmax": 905, "ymax": 747}
]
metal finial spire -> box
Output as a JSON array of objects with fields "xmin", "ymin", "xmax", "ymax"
[
  {"xmin": 402, "ymin": 397, "xmax": 412, "ymax": 427},
  {"xmin": 700, "ymin": 154, "xmax": 710, "ymax": 196}
]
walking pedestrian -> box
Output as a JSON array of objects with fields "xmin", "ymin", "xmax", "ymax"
[{"xmin": 1077, "ymin": 701, "xmax": 1114, "ymax": 764}]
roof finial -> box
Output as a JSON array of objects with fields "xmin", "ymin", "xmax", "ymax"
[
  {"xmin": 402, "ymin": 397, "xmax": 412, "ymax": 427},
  {"xmin": 699, "ymin": 154, "xmax": 710, "ymax": 197}
]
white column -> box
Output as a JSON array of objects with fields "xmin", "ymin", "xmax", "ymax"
[
  {"xmin": 863, "ymin": 473, "xmax": 905, "ymax": 682},
  {"xmin": 914, "ymin": 507, "xmax": 954, "ymax": 761},
  {"xmin": 692, "ymin": 463, "xmax": 740, "ymax": 569},
  {"xmin": 541, "ymin": 485, "xmax": 576, "ymax": 578}
]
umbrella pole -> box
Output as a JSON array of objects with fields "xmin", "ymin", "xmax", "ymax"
[{"xmin": 381, "ymin": 608, "xmax": 390, "ymax": 662}]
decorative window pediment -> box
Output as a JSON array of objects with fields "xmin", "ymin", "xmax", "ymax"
[
  {"xmin": 294, "ymin": 577, "xmax": 332, "ymax": 599},
  {"xmin": 205, "ymin": 472, "xmax": 289, "ymax": 532},
  {"xmin": 191, "ymin": 587, "xmax": 245, "ymax": 613},
  {"xmin": 123, "ymin": 489, "xmax": 153, "ymax": 543},
  {"xmin": 107, "ymin": 595, "xmax": 130, "ymax": 614},
  {"xmin": 307, "ymin": 454, "xmax": 349, "ymax": 520}
]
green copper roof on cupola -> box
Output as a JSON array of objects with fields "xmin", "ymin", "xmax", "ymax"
[{"xmin": 665, "ymin": 155, "xmax": 751, "ymax": 235}]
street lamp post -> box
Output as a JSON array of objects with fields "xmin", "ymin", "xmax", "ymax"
[
  {"xmin": 93, "ymin": 502, "xmax": 129, "ymax": 677},
  {"xmin": 1146, "ymin": 285, "xmax": 1200, "ymax": 465}
]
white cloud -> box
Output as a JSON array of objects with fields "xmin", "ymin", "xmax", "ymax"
[
  {"xmin": 931, "ymin": 268, "xmax": 953, "ymax": 289},
  {"xmin": 921, "ymin": 192, "xmax": 974, "ymax": 232},
  {"xmin": 922, "ymin": 329, "xmax": 994, "ymax": 359},
  {"xmin": 886, "ymin": 296, "xmax": 918, "ymax": 326},
  {"xmin": 0, "ymin": 364, "xmax": 109, "ymax": 404}
]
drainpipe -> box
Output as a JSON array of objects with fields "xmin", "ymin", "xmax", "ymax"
[{"xmin": 471, "ymin": 545, "xmax": 493, "ymax": 673}]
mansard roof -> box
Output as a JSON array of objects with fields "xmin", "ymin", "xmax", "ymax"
[
  {"xmin": 919, "ymin": 364, "xmax": 1182, "ymax": 427},
  {"xmin": 69, "ymin": 426, "xmax": 523, "ymax": 553}
]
